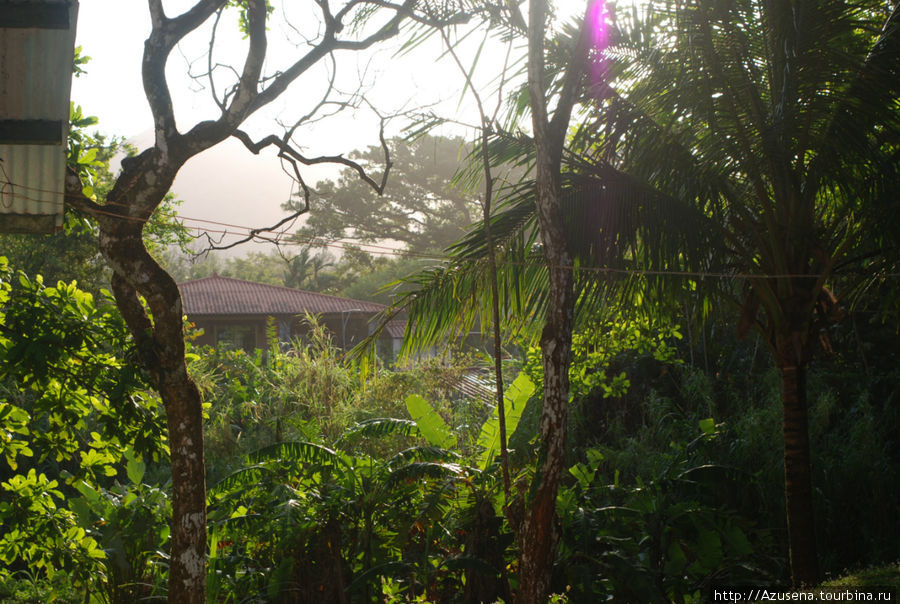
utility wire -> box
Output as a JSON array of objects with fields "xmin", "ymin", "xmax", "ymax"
[{"xmin": 3, "ymin": 184, "xmax": 899, "ymax": 280}]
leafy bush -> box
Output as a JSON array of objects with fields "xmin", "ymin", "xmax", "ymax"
[{"xmin": 0, "ymin": 260, "xmax": 168, "ymax": 601}]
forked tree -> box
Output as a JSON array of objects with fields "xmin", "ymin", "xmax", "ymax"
[{"xmin": 63, "ymin": 1, "xmax": 465, "ymax": 601}]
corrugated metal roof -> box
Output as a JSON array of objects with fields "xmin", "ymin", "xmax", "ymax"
[
  {"xmin": 179, "ymin": 275, "xmax": 389, "ymax": 316},
  {"xmin": 444, "ymin": 371, "xmax": 495, "ymax": 405},
  {"xmin": 384, "ymin": 319, "xmax": 407, "ymax": 339},
  {"xmin": 0, "ymin": 0, "xmax": 79, "ymax": 233}
]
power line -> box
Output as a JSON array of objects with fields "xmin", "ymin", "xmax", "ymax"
[
  {"xmin": 1, "ymin": 185, "xmax": 446, "ymax": 259},
  {"xmin": 3, "ymin": 185, "xmax": 900, "ymax": 281}
]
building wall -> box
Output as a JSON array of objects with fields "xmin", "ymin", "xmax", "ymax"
[{"xmin": 186, "ymin": 313, "xmax": 390, "ymax": 355}]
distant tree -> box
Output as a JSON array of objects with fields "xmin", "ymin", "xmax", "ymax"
[
  {"xmin": 156, "ymin": 246, "xmax": 224, "ymax": 283},
  {"xmin": 282, "ymin": 246, "xmax": 336, "ymax": 290},
  {"xmin": 161, "ymin": 244, "xmax": 378, "ymax": 295},
  {"xmin": 342, "ymin": 255, "xmax": 432, "ymax": 304},
  {"xmin": 289, "ymin": 135, "xmax": 479, "ymax": 254},
  {"xmin": 221, "ymin": 251, "xmax": 285, "ymax": 286}
]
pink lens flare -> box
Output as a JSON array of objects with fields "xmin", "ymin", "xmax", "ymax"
[{"xmin": 587, "ymin": 0, "xmax": 612, "ymax": 84}]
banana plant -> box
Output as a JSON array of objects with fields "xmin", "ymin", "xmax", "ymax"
[{"xmin": 207, "ymin": 424, "xmax": 466, "ymax": 602}]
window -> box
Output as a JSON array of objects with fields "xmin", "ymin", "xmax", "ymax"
[{"xmin": 216, "ymin": 326, "xmax": 255, "ymax": 352}]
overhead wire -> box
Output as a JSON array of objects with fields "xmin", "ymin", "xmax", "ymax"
[{"xmin": 2, "ymin": 179, "xmax": 900, "ymax": 280}]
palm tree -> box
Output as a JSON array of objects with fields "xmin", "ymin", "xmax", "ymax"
[
  {"xmin": 284, "ymin": 246, "xmax": 335, "ymax": 291},
  {"xmin": 360, "ymin": 134, "xmax": 722, "ymax": 601},
  {"xmin": 365, "ymin": 0, "xmax": 900, "ymax": 590},
  {"xmin": 583, "ymin": 0, "xmax": 900, "ymax": 585}
]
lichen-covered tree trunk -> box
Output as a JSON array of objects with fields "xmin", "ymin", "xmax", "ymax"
[
  {"xmin": 95, "ymin": 155, "xmax": 208, "ymax": 604},
  {"xmin": 106, "ymin": 251, "xmax": 207, "ymax": 603},
  {"xmin": 514, "ymin": 1, "xmax": 590, "ymax": 600}
]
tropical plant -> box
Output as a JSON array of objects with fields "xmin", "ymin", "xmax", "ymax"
[
  {"xmin": 366, "ymin": 0, "xmax": 900, "ymax": 588},
  {"xmin": 556, "ymin": 436, "xmax": 776, "ymax": 603},
  {"xmin": 572, "ymin": 0, "xmax": 900, "ymax": 586},
  {"xmin": 207, "ymin": 430, "xmax": 466, "ymax": 601},
  {"xmin": 67, "ymin": 453, "xmax": 170, "ymax": 604},
  {"xmin": 0, "ymin": 260, "xmax": 168, "ymax": 600}
]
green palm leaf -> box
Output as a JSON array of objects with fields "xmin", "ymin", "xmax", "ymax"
[{"xmin": 339, "ymin": 417, "xmax": 420, "ymax": 441}]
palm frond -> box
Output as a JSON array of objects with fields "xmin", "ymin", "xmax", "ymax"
[
  {"xmin": 385, "ymin": 461, "xmax": 465, "ymax": 486},
  {"xmin": 358, "ymin": 153, "xmax": 723, "ymax": 360},
  {"xmin": 339, "ymin": 417, "xmax": 420, "ymax": 441},
  {"xmin": 246, "ymin": 440, "xmax": 344, "ymax": 468},
  {"xmin": 209, "ymin": 464, "xmax": 274, "ymax": 498},
  {"xmin": 387, "ymin": 445, "xmax": 461, "ymax": 467},
  {"xmin": 360, "ymin": 0, "xmax": 899, "ymax": 360}
]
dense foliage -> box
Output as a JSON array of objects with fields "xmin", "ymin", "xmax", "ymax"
[
  {"xmin": 0, "ymin": 259, "xmax": 169, "ymax": 602},
  {"xmin": 2, "ymin": 277, "xmax": 896, "ymax": 601},
  {"xmin": 2, "ymin": 0, "xmax": 898, "ymax": 601}
]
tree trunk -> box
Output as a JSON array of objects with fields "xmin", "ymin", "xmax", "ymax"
[
  {"xmin": 513, "ymin": 0, "xmax": 589, "ymax": 599},
  {"xmin": 103, "ymin": 217, "xmax": 207, "ymax": 604},
  {"xmin": 778, "ymin": 356, "xmax": 819, "ymax": 587},
  {"xmin": 514, "ymin": 160, "xmax": 576, "ymax": 604},
  {"xmin": 160, "ymin": 367, "xmax": 207, "ymax": 604},
  {"xmin": 513, "ymin": 309, "xmax": 572, "ymax": 602}
]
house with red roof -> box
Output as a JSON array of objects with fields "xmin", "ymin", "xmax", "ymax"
[{"xmin": 178, "ymin": 274, "xmax": 404, "ymax": 356}]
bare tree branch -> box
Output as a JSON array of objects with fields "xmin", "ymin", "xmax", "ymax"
[
  {"xmin": 207, "ymin": 7, "xmax": 227, "ymax": 111},
  {"xmin": 143, "ymin": 0, "xmax": 225, "ymax": 152},
  {"xmin": 205, "ymin": 206, "xmax": 310, "ymax": 251},
  {"xmin": 232, "ymin": 125, "xmax": 392, "ymax": 194}
]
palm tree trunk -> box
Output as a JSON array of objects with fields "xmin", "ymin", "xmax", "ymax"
[
  {"xmin": 778, "ymin": 358, "xmax": 819, "ymax": 587},
  {"xmin": 514, "ymin": 277, "xmax": 573, "ymax": 602},
  {"xmin": 513, "ymin": 162, "xmax": 576, "ymax": 604},
  {"xmin": 515, "ymin": 0, "xmax": 591, "ymax": 598}
]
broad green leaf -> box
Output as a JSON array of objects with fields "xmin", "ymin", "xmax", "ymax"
[
  {"xmin": 126, "ymin": 457, "xmax": 145, "ymax": 484},
  {"xmin": 477, "ymin": 373, "xmax": 535, "ymax": 470},
  {"xmin": 405, "ymin": 394, "xmax": 457, "ymax": 449},
  {"xmin": 124, "ymin": 448, "xmax": 145, "ymax": 484},
  {"xmin": 699, "ymin": 417, "xmax": 715, "ymax": 436},
  {"xmin": 72, "ymin": 480, "xmax": 100, "ymax": 506}
]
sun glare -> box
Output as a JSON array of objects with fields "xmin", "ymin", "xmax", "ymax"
[{"xmin": 588, "ymin": 0, "xmax": 612, "ymax": 83}]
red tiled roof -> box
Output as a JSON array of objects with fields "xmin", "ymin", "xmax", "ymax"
[{"xmin": 178, "ymin": 275, "xmax": 387, "ymax": 316}]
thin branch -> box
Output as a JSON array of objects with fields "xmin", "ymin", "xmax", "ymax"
[
  {"xmin": 427, "ymin": 3, "xmax": 514, "ymax": 504},
  {"xmin": 207, "ymin": 7, "xmax": 227, "ymax": 111},
  {"xmin": 232, "ymin": 125, "xmax": 392, "ymax": 194},
  {"xmin": 355, "ymin": 0, "xmax": 470, "ymax": 28},
  {"xmin": 206, "ymin": 207, "xmax": 310, "ymax": 251},
  {"xmin": 249, "ymin": 0, "xmax": 462, "ymax": 113},
  {"xmin": 179, "ymin": 0, "xmax": 268, "ymax": 154}
]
